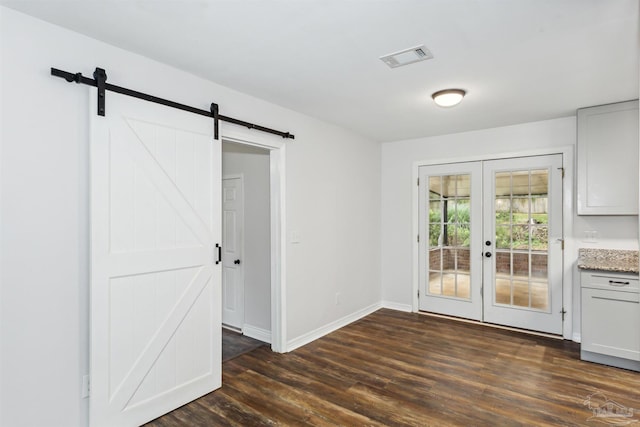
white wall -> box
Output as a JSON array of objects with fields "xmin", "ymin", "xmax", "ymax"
[
  {"xmin": 381, "ymin": 117, "xmax": 639, "ymax": 336},
  {"xmin": 222, "ymin": 143, "xmax": 271, "ymax": 335},
  {"xmin": 0, "ymin": 8, "xmax": 381, "ymax": 427}
]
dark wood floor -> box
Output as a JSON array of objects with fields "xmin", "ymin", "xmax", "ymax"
[
  {"xmin": 146, "ymin": 309, "xmax": 640, "ymax": 426},
  {"xmin": 222, "ymin": 328, "xmax": 267, "ymax": 362}
]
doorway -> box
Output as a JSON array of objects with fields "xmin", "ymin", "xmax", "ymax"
[
  {"xmin": 418, "ymin": 154, "xmax": 564, "ymax": 334},
  {"xmin": 221, "ymin": 142, "xmax": 271, "ymax": 352}
]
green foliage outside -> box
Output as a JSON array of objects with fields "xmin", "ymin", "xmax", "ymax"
[
  {"xmin": 429, "ymin": 203, "xmax": 548, "ymax": 250},
  {"xmin": 429, "ymin": 201, "xmax": 470, "ymax": 247}
]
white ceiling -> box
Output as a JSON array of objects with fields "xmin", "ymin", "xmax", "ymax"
[{"xmin": 2, "ymin": 0, "xmax": 638, "ymax": 142}]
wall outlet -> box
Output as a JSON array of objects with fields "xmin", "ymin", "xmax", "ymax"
[
  {"xmin": 583, "ymin": 230, "xmax": 598, "ymax": 243},
  {"xmin": 291, "ymin": 231, "xmax": 301, "ymax": 244},
  {"xmin": 335, "ymin": 292, "xmax": 341, "ymax": 306},
  {"xmin": 82, "ymin": 374, "xmax": 90, "ymax": 398}
]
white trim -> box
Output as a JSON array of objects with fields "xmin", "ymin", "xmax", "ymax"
[
  {"xmin": 243, "ymin": 324, "xmax": 272, "ymax": 344},
  {"xmin": 220, "ymin": 122, "xmax": 287, "ymax": 353},
  {"xmin": 381, "ymin": 301, "xmax": 413, "ymax": 312},
  {"xmin": 572, "ymin": 333, "xmax": 581, "ymax": 343},
  {"xmin": 286, "ymin": 303, "xmax": 382, "ymax": 352},
  {"xmin": 412, "ymin": 145, "xmax": 575, "ymax": 340}
]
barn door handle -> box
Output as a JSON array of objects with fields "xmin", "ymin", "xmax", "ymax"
[
  {"xmin": 215, "ymin": 244, "xmax": 222, "ymax": 264},
  {"xmin": 234, "ymin": 259, "xmax": 241, "ymax": 265}
]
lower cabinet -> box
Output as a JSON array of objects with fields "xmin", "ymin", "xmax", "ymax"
[{"xmin": 581, "ymin": 271, "xmax": 640, "ymax": 371}]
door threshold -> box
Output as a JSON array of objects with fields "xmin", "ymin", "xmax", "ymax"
[
  {"xmin": 417, "ymin": 311, "xmax": 563, "ymax": 340},
  {"xmin": 222, "ymin": 324, "xmax": 242, "ymax": 334}
]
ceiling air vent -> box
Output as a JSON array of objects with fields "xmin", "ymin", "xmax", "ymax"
[{"xmin": 380, "ymin": 45, "xmax": 434, "ymax": 69}]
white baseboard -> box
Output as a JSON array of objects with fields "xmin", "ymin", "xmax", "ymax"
[
  {"xmin": 286, "ymin": 302, "xmax": 382, "ymax": 352},
  {"xmin": 381, "ymin": 301, "xmax": 413, "ymax": 312},
  {"xmin": 572, "ymin": 332, "xmax": 581, "ymax": 343},
  {"xmin": 243, "ymin": 324, "xmax": 271, "ymax": 344}
]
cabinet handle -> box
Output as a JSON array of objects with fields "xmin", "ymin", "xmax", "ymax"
[
  {"xmin": 592, "ymin": 296, "xmax": 639, "ymax": 304},
  {"xmin": 608, "ymin": 280, "xmax": 630, "ymax": 286}
]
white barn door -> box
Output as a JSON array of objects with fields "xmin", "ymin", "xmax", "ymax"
[{"xmin": 90, "ymin": 91, "xmax": 222, "ymax": 427}]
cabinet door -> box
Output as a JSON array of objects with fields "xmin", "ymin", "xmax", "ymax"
[
  {"xmin": 581, "ymin": 287, "xmax": 640, "ymax": 360},
  {"xmin": 577, "ymin": 100, "xmax": 639, "ymax": 215}
]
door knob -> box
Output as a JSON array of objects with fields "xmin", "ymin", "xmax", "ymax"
[
  {"xmin": 234, "ymin": 259, "xmax": 241, "ymax": 265},
  {"xmin": 484, "ymin": 252, "xmax": 492, "ymax": 258}
]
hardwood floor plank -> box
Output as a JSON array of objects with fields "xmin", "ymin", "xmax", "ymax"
[{"xmin": 146, "ymin": 309, "xmax": 640, "ymax": 426}]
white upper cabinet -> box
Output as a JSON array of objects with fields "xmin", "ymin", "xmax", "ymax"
[{"xmin": 577, "ymin": 100, "xmax": 639, "ymax": 215}]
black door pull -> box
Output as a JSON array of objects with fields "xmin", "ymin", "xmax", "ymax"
[
  {"xmin": 234, "ymin": 259, "xmax": 241, "ymax": 265},
  {"xmin": 485, "ymin": 252, "xmax": 492, "ymax": 258}
]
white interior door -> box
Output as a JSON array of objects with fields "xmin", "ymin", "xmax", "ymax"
[
  {"xmin": 222, "ymin": 176, "xmax": 244, "ymax": 330},
  {"xmin": 90, "ymin": 91, "xmax": 221, "ymax": 427},
  {"xmin": 483, "ymin": 155, "xmax": 564, "ymax": 334},
  {"xmin": 419, "ymin": 162, "xmax": 483, "ymax": 320}
]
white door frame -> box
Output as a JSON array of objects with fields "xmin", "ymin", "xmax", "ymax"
[
  {"xmin": 219, "ymin": 123, "xmax": 287, "ymax": 353},
  {"xmin": 412, "ymin": 146, "xmax": 575, "ymax": 340}
]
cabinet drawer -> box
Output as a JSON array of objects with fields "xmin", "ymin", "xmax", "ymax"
[
  {"xmin": 581, "ymin": 272, "xmax": 639, "ymax": 292},
  {"xmin": 581, "ymin": 288, "xmax": 640, "ymax": 361}
]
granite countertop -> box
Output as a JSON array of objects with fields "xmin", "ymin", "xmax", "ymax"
[{"xmin": 577, "ymin": 248, "xmax": 639, "ymax": 274}]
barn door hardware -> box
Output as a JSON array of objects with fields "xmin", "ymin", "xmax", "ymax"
[{"xmin": 50, "ymin": 66, "xmax": 295, "ymax": 139}]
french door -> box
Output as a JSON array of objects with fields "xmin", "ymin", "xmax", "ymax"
[
  {"xmin": 419, "ymin": 154, "xmax": 563, "ymax": 334},
  {"xmin": 90, "ymin": 91, "xmax": 222, "ymax": 427},
  {"xmin": 418, "ymin": 162, "xmax": 483, "ymax": 320}
]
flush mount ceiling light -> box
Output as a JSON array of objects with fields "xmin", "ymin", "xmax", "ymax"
[{"xmin": 432, "ymin": 89, "xmax": 466, "ymax": 107}]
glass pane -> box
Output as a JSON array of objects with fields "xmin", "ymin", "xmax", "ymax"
[
  {"xmin": 429, "ymin": 176, "xmax": 442, "ymax": 198},
  {"xmin": 425, "ymin": 173, "xmax": 473, "ymax": 302},
  {"xmin": 511, "ymin": 171, "xmax": 529, "ymax": 196},
  {"xmin": 495, "ymin": 172, "xmax": 511, "ymax": 196},
  {"xmin": 512, "ymin": 281, "xmax": 530, "ymax": 307},
  {"xmin": 429, "ymin": 201, "xmax": 442, "ymax": 222},
  {"xmin": 429, "ymin": 224, "xmax": 442, "ymax": 247},
  {"xmin": 512, "ymin": 199, "xmax": 530, "ymax": 224},
  {"xmin": 495, "ymin": 278, "xmax": 511, "ymax": 305},
  {"xmin": 456, "ymin": 274, "xmax": 470, "ymax": 298},
  {"xmin": 455, "ymin": 174, "xmax": 471, "ymax": 197},
  {"xmin": 531, "ymin": 253, "xmax": 548, "ymax": 279},
  {"xmin": 442, "ymin": 248, "xmax": 454, "ymax": 270},
  {"xmin": 457, "ymin": 224, "xmax": 471, "ymax": 247},
  {"xmin": 495, "ymin": 198, "xmax": 511, "ymax": 225},
  {"xmin": 455, "ymin": 199, "xmax": 470, "ymax": 223},
  {"xmin": 495, "ymin": 251, "xmax": 511, "ymax": 276},
  {"xmin": 442, "ymin": 176, "xmax": 455, "ymax": 198},
  {"xmin": 512, "ymin": 253, "xmax": 529, "ymax": 278},
  {"xmin": 531, "ymin": 281, "xmax": 549, "ymax": 310},
  {"xmin": 492, "ymin": 167, "xmax": 551, "ymax": 313},
  {"xmin": 456, "ymin": 248, "xmax": 470, "ymax": 273},
  {"xmin": 442, "ymin": 273, "xmax": 456, "ymax": 296},
  {"xmin": 512, "ymin": 225, "xmax": 529, "ymax": 250},
  {"xmin": 429, "ymin": 248, "xmax": 442, "ymax": 270},
  {"xmin": 530, "ymin": 169, "xmax": 548, "ymax": 196},
  {"xmin": 428, "ymin": 271, "xmax": 442, "ymax": 295},
  {"xmin": 532, "ymin": 226, "xmax": 548, "ymax": 251},
  {"xmin": 496, "ymin": 226, "xmax": 511, "ymax": 250}
]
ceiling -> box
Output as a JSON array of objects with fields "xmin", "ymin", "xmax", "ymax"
[{"xmin": 2, "ymin": 0, "xmax": 638, "ymax": 143}]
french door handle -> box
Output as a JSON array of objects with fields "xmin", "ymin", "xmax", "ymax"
[
  {"xmin": 234, "ymin": 259, "xmax": 241, "ymax": 265},
  {"xmin": 484, "ymin": 252, "xmax": 492, "ymax": 258}
]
